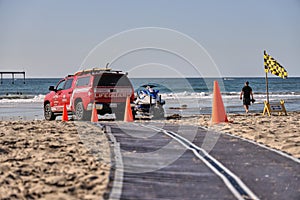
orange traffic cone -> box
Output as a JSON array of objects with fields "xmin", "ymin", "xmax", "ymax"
[
  {"xmin": 91, "ymin": 102, "xmax": 98, "ymax": 122},
  {"xmin": 211, "ymin": 81, "xmax": 229, "ymax": 124},
  {"xmin": 62, "ymin": 103, "xmax": 69, "ymax": 121},
  {"xmin": 124, "ymin": 96, "xmax": 134, "ymax": 122}
]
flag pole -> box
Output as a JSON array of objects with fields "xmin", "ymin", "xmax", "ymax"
[
  {"xmin": 265, "ymin": 72, "xmax": 269, "ymax": 103},
  {"xmin": 264, "ymin": 50, "xmax": 269, "ymax": 103}
]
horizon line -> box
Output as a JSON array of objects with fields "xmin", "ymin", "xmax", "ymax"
[{"xmin": 3, "ymin": 76, "xmax": 300, "ymax": 79}]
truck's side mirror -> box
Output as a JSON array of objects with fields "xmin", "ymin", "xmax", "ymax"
[{"xmin": 49, "ymin": 86, "xmax": 56, "ymax": 92}]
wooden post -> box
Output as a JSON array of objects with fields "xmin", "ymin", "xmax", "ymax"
[{"xmin": 23, "ymin": 71, "xmax": 26, "ymax": 84}]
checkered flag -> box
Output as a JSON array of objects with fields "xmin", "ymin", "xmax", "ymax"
[{"xmin": 264, "ymin": 51, "xmax": 288, "ymax": 79}]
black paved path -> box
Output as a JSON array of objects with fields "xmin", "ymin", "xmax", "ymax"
[{"xmin": 102, "ymin": 122, "xmax": 300, "ymax": 200}]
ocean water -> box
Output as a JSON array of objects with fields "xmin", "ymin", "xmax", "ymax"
[{"xmin": 0, "ymin": 77, "xmax": 300, "ymax": 119}]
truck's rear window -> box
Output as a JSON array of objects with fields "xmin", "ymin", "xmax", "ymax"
[{"xmin": 93, "ymin": 74, "xmax": 131, "ymax": 87}]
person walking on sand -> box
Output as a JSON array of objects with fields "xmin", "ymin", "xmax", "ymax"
[{"xmin": 240, "ymin": 81, "xmax": 254, "ymax": 113}]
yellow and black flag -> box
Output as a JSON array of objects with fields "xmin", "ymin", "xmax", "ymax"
[{"xmin": 264, "ymin": 51, "xmax": 288, "ymax": 79}]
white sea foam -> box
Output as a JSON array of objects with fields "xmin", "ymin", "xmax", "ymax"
[
  {"xmin": 0, "ymin": 91, "xmax": 299, "ymax": 115},
  {"xmin": 161, "ymin": 92, "xmax": 300, "ymax": 100},
  {"xmin": 162, "ymin": 92, "xmax": 211, "ymax": 100},
  {"xmin": 0, "ymin": 94, "xmax": 45, "ymax": 104},
  {"xmin": 0, "ymin": 91, "xmax": 299, "ymax": 104}
]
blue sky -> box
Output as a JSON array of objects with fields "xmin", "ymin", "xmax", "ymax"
[{"xmin": 0, "ymin": 0, "xmax": 299, "ymax": 78}]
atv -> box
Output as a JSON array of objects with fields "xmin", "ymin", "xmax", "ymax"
[{"xmin": 133, "ymin": 84, "xmax": 165, "ymax": 119}]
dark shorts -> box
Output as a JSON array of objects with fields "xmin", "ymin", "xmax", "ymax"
[{"xmin": 243, "ymin": 98, "xmax": 251, "ymax": 106}]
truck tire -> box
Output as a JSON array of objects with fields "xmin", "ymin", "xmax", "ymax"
[
  {"xmin": 75, "ymin": 102, "xmax": 91, "ymax": 121},
  {"xmin": 132, "ymin": 108, "xmax": 137, "ymax": 120},
  {"xmin": 44, "ymin": 103, "xmax": 56, "ymax": 121}
]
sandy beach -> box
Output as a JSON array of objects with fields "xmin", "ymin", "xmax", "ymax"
[
  {"xmin": 0, "ymin": 121, "xmax": 111, "ymax": 200},
  {"xmin": 1, "ymin": 111, "xmax": 299, "ymax": 199},
  {"xmin": 167, "ymin": 111, "xmax": 300, "ymax": 159}
]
